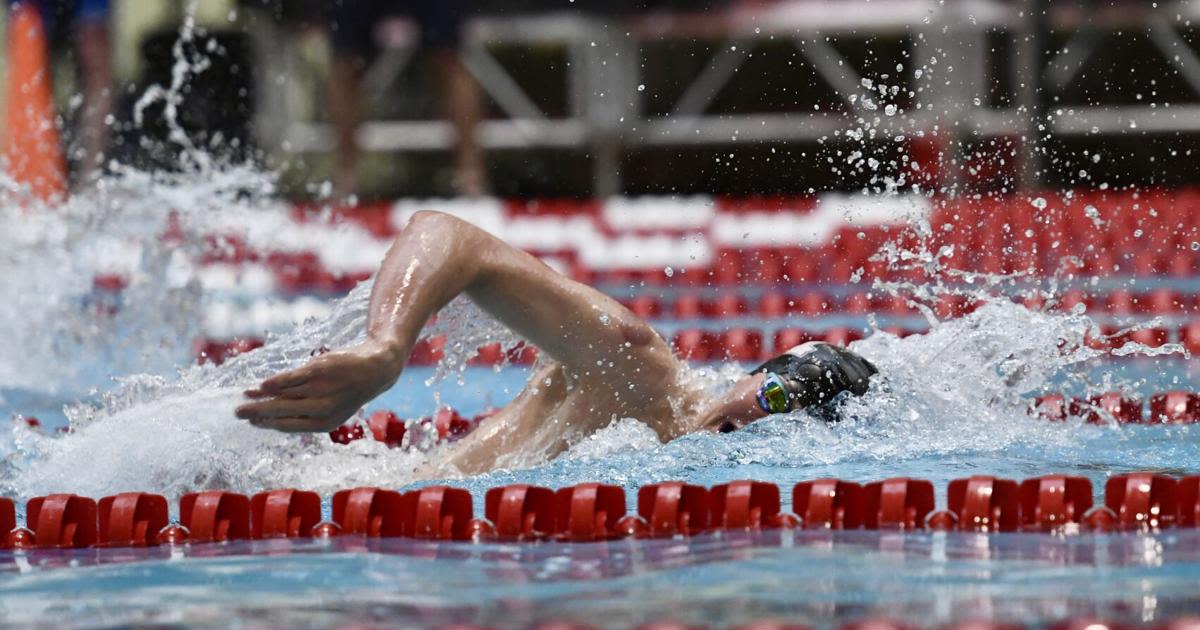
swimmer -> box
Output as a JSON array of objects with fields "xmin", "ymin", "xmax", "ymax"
[{"xmin": 237, "ymin": 211, "xmax": 877, "ymax": 474}]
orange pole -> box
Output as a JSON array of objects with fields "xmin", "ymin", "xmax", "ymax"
[{"xmin": 5, "ymin": 1, "xmax": 67, "ymax": 203}]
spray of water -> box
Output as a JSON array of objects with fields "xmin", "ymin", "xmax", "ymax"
[{"xmin": 1, "ymin": 8, "xmax": 1189, "ymax": 503}]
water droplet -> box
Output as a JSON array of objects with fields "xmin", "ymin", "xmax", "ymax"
[
  {"xmin": 664, "ymin": 266, "xmax": 674, "ymax": 277},
  {"xmin": 637, "ymin": 84, "xmax": 645, "ymax": 92},
  {"xmin": 1030, "ymin": 197, "xmax": 1047, "ymax": 210}
]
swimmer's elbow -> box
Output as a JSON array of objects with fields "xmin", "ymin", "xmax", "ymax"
[{"xmin": 405, "ymin": 209, "xmax": 462, "ymax": 233}]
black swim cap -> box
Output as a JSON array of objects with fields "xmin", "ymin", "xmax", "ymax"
[{"xmin": 751, "ymin": 342, "xmax": 878, "ymax": 412}]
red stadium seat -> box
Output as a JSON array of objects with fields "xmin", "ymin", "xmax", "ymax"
[
  {"xmin": 1135, "ymin": 288, "xmax": 1184, "ymax": 314},
  {"xmin": 1149, "ymin": 391, "xmax": 1200, "ymax": 424},
  {"xmin": 710, "ymin": 480, "xmax": 781, "ymax": 530},
  {"xmin": 713, "ymin": 248, "xmax": 743, "ymax": 284},
  {"xmin": 1058, "ymin": 289, "xmax": 1091, "ymax": 314},
  {"xmin": 1018, "ymin": 475, "xmax": 1093, "ymax": 532},
  {"xmin": 673, "ymin": 294, "xmax": 705, "ymax": 319},
  {"xmin": 946, "ymin": 476, "xmax": 1020, "ymax": 532},
  {"xmin": 1168, "ymin": 250, "xmax": 1197, "ymax": 278},
  {"xmin": 862, "ymin": 478, "xmax": 934, "ymax": 530},
  {"xmin": 795, "ymin": 292, "xmax": 832, "ymax": 316},
  {"xmin": 781, "ymin": 247, "xmax": 819, "ymax": 283},
  {"xmin": 1105, "ymin": 473, "xmax": 1178, "ymax": 531},
  {"xmin": 710, "ymin": 294, "xmax": 748, "ymax": 318},
  {"xmin": 720, "ymin": 329, "xmax": 765, "ymax": 361},
  {"xmin": 872, "ymin": 293, "xmax": 916, "ymax": 316},
  {"xmin": 757, "ymin": 292, "xmax": 793, "ymax": 317},
  {"xmin": 673, "ymin": 329, "xmax": 718, "ymax": 361},
  {"xmin": 1105, "ymin": 289, "xmax": 1135, "ymax": 316},
  {"xmin": 773, "ymin": 329, "xmax": 817, "ymax": 353},
  {"xmin": 793, "ymin": 479, "xmax": 863, "ymax": 529},
  {"xmin": 823, "ymin": 327, "xmax": 863, "ymax": 347},
  {"xmin": 625, "ymin": 295, "xmax": 663, "ymax": 319},
  {"xmin": 843, "ymin": 292, "xmax": 871, "ymax": 314},
  {"xmin": 1182, "ymin": 321, "xmax": 1200, "ymax": 354},
  {"xmin": 745, "ymin": 249, "xmax": 786, "ymax": 283}
]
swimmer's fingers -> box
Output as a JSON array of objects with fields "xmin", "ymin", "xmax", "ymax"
[
  {"xmin": 236, "ymin": 397, "xmax": 333, "ymax": 423},
  {"xmin": 258, "ymin": 365, "xmax": 317, "ymax": 393},
  {"xmin": 247, "ymin": 416, "xmax": 336, "ymax": 433}
]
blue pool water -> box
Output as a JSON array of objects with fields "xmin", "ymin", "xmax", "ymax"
[
  {"xmin": 3, "ymin": 527, "xmax": 1200, "ymax": 627},
  {"xmin": 2, "ymin": 350, "xmax": 1199, "ymax": 628}
]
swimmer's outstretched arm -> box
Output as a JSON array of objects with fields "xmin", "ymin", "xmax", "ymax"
[{"xmin": 237, "ymin": 210, "xmax": 682, "ymax": 432}]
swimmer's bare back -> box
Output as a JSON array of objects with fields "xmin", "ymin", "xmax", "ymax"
[{"xmin": 237, "ymin": 210, "xmax": 693, "ymax": 473}]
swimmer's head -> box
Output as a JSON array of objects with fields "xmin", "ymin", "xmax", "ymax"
[{"xmin": 699, "ymin": 342, "xmax": 878, "ymax": 433}]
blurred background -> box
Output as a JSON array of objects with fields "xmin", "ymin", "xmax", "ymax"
[
  {"xmin": 1, "ymin": 0, "xmax": 1197, "ymax": 375},
  {"xmin": 7, "ymin": 0, "xmax": 1200, "ymax": 200}
]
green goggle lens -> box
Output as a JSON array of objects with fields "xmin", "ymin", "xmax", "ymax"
[{"xmin": 756, "ymin": 373, "xmax": 792, "ymax": 414}]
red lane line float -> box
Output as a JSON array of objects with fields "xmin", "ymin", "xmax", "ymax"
[
  {"xmin": 0, "ymin": 498, "xmax": 15, "ymax": 549},
  {"xmin": 1017, "ymin": 475, "xmax": 1092, "ymax": 533},
  {"xmin": 408, "ymin": 485, "xmax": 473, "ymax": 541},
  {"xmin": 26, "ymin": 494, "xmax": 98, "ymax": 549},
  {"xmin": 863, "ymin": 478, "xmax": 935, "ymax": 530},
  {"xmin": 180, "ymin": 491, "xmax": 250, "ymax": 543},
  {"xmin": 98, "ymin": 492, "xmax": 169, "ymax": 547},
  {"xmin": 367, "ymin": 410, "xmax": 406, "ymax": 447},
  {"xmin": 10, "ymin": 471, "xmax": 1200, "ymax": 551},
  {"xmin": 733, "ymin": 622, "xmax": 813, "ymax": 630},
  {"xmin": 1083, "ymin": 393, "xmax": 1143, "ymax": 424},
  {"xmin": 637, "ymin": 482, "xmax": 711, "ymax": 538},
  {"xmin": 554, "ymin": 483, "xmax": 626, "ymax": 542},
  {"xmin": 946, "ymin": 476, "xmax": 1020, "ymax": 533},
  {"xmin": 1105, "ymin": 472, "xmax": 1178, "ymax": 531},
  {"xmin": 331, "ymin": 487, "xmax": 407, "ymax": 537},
  {"xmin": 250, "ymin": 489, "xmax": 321, "ymax": 539},
  {"xmin": 793, "ymin": 479, "xmax": 863, "ymax": 530},
  {"xmin": 711, "ymin": 480, "xmax": 781, "ymax": 530},
  {"xmin": 1181, "ymin": 476, "xmax": 1200, "ymax": 528},
  {"xmin": 1150, "ymin": 392, "xmax": 1200, "ymax": 424},
  {"xmin": 484, "ymin": 484, "xmax": 556, "ymax": 541}
]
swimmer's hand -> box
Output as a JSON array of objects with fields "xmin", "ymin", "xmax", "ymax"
[{"xmin": 236, "ymin": 341, "xmax": 404, "ymax": 432}]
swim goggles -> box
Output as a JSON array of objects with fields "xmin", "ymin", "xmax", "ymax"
[{"xmin": 756, "ymin": 372, "xmax": 796, "ymax": 414}]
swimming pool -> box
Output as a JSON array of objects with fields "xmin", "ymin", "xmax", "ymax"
[
  {"xmin": 3, "ymin": 342, "xmax": 1199, "ymax": 629},
  {"xmin": 2, "ymin": 168, "xmax": 1199, "ymax": 629}
]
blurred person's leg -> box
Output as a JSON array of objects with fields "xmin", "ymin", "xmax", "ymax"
[
  {"xmin": 412, "ymin": 0, "xmax": 487, "ymax": 196},
  {"xmin": 432, "ymin": 49, "xmax": 487, "ymax": 196},
  {"xmin": 326, "ymin": 0, "xmax": 384, "ymax": 199},
  {"xmin": 73, "ymin": 0, "xmax": 112, "ymax": 184}
]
